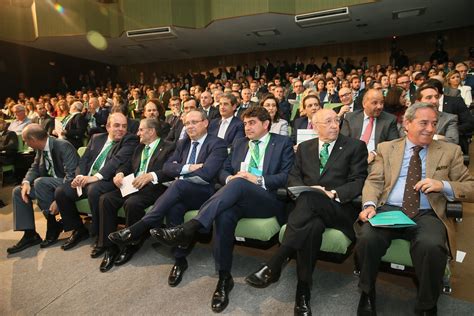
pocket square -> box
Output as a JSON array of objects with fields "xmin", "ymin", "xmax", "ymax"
[{"xmin": 436, "ymin": 166, "xmax": 448, "ymax": 170}]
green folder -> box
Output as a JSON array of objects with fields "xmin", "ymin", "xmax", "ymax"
[
  {"xmin": 324, "ymin": 103, "xmax": 343, "ymax": 110},
  {"xmin": 368, "ymin": 210, "xmax": 416, "ymax": 228}
]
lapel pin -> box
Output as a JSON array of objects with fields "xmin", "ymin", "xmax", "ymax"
[{"xmin": 339, "ymin": 147, "xmax": 342, "ymax": 150}]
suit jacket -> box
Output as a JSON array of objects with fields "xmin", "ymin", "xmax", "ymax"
[
  {"xmin": 319, "ymin": 91, "xmax": 341, "ymax": 104},
  {"xmin": 127, "ymin": 99, "xmax": 146, "ymax": 117},
  {"xmin": 0, "ymin": 130, "xmax": 18, "ymax": 163},
  {"xmin": 163, "ymin": 134, "xmax": 228, "ymax": 184},
  {"xmin": 360, "ymin": 138, "xmax": 474, "ymax": 256},
  {"xmin": 32, "ymin": 115, "xmax": 54, "ymax": 135},
  {"xmin": 208, "ymin": 117, "xmax": 245, "ymax": 146},
  {"xmin": 340, "ymin": 110, "xmax": 400, "ymax": 148},
  {"xmin": 24, "ymin": 137, "xmax": 79, "ymax": 183},
  {"xmin": 77, "ymin": 132, "xmax": 139, "ymax": 181},
  {"xmin": 291, "ymin": 116, "xmax": 310, "ymax": 144},
  {"xmin": 436, "ymin": 111, "xmax": 459, "ymax": 144},
  {"xmin": 442, "ymin": 95, "xmax": 474, "ymax": 135},
  {"xmin": 127, "ymin": 118, "xmax": 139, "ymax": 135},
  {"xmin": 200, "ymin": 106, "xmax": 221, "ymax": 121},
  {"xmin": 219, "ymin": 133, "xmax": 294, "ymax": 195},
  {"xmin": 64, "ymin": 113, "xmax": 87, "ymax": 149},
  {"xmin": 278, "ymin": 99, "xmax": 292, "ymax": 122},
  {"xmin": 235, "ymin": 102, "xmax": 258, "ymax": 119},
  {"xmin": 117, "ymin": 139, "xmax": 175, "ymax": 184},
  {"xmin": 94, "ymin": 107, "xmax": 110, "ymax": 128},
  {"xmin": 165, "ymin": 119, "xmax": 186, "ymax": 142}
]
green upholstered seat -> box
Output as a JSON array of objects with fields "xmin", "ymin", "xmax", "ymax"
[
  {"xmin": 381, "ymin": 239, "xmax": 413, "ymax": 267},
  {"xmin": 185, "ymin": 210, "xmax": 281, "ymax": 242},
  {"xmin": 279, "ymin": 224, "xmax": 352, "ymax": 255},
  {"xmin": 2, "ymin": 164, "xmax": 14, "ymax": 173}
]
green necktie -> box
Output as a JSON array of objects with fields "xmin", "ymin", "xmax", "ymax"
[
  {"xmin": 44, "ymin": 150, "xmax": 54, "ymax": 176},
  {"xmin": 138, "ymin": 145, "xmax": 151, "ymax": 175},
  {"xmin": 319, "ymin": 143, "xmax": 330, "ymax": 174},
  {"xmin": 90, "ymin": 141, "xmax": 115, "ymax": 175},
  {"xmin": 248, "ymin": 140, "xmax": 261, "ymax": 171}
]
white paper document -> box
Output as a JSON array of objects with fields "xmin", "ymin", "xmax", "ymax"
[
  {"xmin": 120, "ymin": 174, "xmax": 139, "ymax": 197},
  {"xmin": 456, "ymin": 250, "xmax": 466, "ymax": 263},
  {"xmin": 287, "ymin": 185, "xmax": 326, "ymax": 199},
  {"xmin": 297, "ymin": 129, "xmax": 318, "ymax": 144}
]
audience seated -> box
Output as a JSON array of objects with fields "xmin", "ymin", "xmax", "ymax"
[
  {"xmin": 8, "ymin": 104, "xmax": 31, "ymax": 133},
  {"xmin": 208, "ymin": 93, "xmax": 245, "ymax": 146},
  {"xmin": 262, "ymin": 94, "xmax": 289, "ymax": 136}
]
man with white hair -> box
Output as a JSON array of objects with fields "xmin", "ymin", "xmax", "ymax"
[
  {"xmin": 62, "ymin": 101, "xmax": 87, "ymax": 149},
  {"xmin": 8, "ymin": 104, "xmax": 31, "ymax": 133}
]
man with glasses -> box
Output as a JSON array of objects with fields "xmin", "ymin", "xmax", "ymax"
[
  {"xmin": 455, "ymin": 62, "xmax": 474, "ymax": 99},
  {"xmin": 397, "ymin": 74, "xmax": 413, "ymax": 106},
  {"xmin": 108, "ymin": 109, "xmax": 227, "ymax": 283},
  {"xmin": 166, "ymin": 98, "xmax": 197, "ymax": 142},
  {"xmin": 337, "ymin": 87, "xmax": 356, "ymax": 118},
  {"xmin": 8, "ymin": 104, "xmax": 31, "ymax": 133},
  {"xmin": 246, "ymin": 108, "xmax": 368, "ymax": 315},
  {"xmin": 341, "ymin": 89, "xmax": 400, "ymax": 164}
]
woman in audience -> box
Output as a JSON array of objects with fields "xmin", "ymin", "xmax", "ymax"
[
  {"xmin": 25, "ymin": 101, "xmax": 37, "ymax": 120},
  {"xmin": 428, "ymin": 68, "xmax": 437, "ymax": 78},
  {"xmin": 383, "ymin": 87, "xmax": 407, "ymax": 134},
  {"xmin": 261, "ymin": 94, "xmax": 288, "ymax": 136},
  {"xmin": 47, "ymin": 97, "xmax": 58, "ymax": 117},
  {"xmin": 315, "ymin": 78, "xmax": 326, "ymax": 100},
  {"xmin": 445, "ymin": 70, "xmax": 472, "ymax": 106},
  {"xmin": 57, "ymin": 99, "xmax": 69, "ymax": 118}
]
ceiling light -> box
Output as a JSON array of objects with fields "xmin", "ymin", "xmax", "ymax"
[
  {"xmin": 252, "ymin": 29, "xmax": 280, "ymax": 37},
  {"xmin": 392, "ymin": 8, "xmax": 426, "ymax": 20}
]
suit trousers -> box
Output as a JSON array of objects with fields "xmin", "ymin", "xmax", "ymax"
[
  {"xmin": 98, "ymin": 184, "xmax": 166, "ymax": 247},
  {"xmin": 196, "ymin": 178, "xmax": 285, "ymax": 271},
  {"xmin": 13, "ymin": 177, "xmax": 64, "ymax": 231},
  {"xmin": 281, "ymin": 191, "xmax": 353, "ymax": 284},
  {"xmin": 355, "ymin": 210, "xmax": 447, "ymax": 310},
  {"xmin": 55, "ymin": 180, "xmax": 116, "ymax": 235}
]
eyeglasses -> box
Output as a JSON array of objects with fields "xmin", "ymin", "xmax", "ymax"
[
  {"xmin": 184, "ymin": 120, "xmax": 204, "ymax": 126},
  {"xmin": 398, "ymin": 81, "xmax": 410, "ymax": 85},
  {"xmin": 316, "ymin": 118, "xmax": 341, "ymax": 126},
  {"xmin": 339, "ymin": 92, "xmax": 352, "ymax": 98}
]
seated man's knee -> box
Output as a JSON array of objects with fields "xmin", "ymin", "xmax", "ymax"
[
  {"xmin": 33, "ymin": 177, "xmax": 47, "ymax": 187},
  {"xmin": 412, "ymin": 238, "xmax": 447, "ymax": 257}
]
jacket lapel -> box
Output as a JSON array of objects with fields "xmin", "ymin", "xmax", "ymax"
[
  {"xmin": 388, "ymin": 138, "xmax": 405, "ymax": 188},
  {"xmin": 262, "ymin": 134, "xmax": 275, "ymax": 174},
  {"xmin": 426, "ymin": 141, "xmax": 443, "ymax": 178},
  {"xmin": 354, "ymin": 112, "xmax": 363, "ymax": 139},
  {"xmin": 320, "ymin": 136, "xmax": 345, "ymax": 177}
]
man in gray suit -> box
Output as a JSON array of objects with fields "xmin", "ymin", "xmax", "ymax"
[
  {"xmin": 416, "ymin": 84, "xmax": 459, "ymax": 144},
  {"xmin": 7, "ymin": 124, "xmax": 79, "ymax": 254},
  {"xmin": 341, "ymin": 89, "xmax": 400, "ymax": 163}
]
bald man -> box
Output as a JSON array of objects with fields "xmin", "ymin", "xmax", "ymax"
[{"xmin": 341, "ymin": 89, "xmax": 400, "ymax": 163}]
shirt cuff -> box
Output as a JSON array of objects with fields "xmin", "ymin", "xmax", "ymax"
[
  {"xmin": 225, "ymin": 175, "xmax": 232, "ymax": 184},
  {"xmin": 363, "ymin": 201, "xmax": 376, "ymax": 209},
  {"xmin": 22, "ymin": 180, "xmax": 30, "ymax": 185},
  {"xmin": 95, "ymin": 173, "xmax": 103, "ymax": 180},
  {"xmin": 441, "ymin": 181, "xmax": 455, "ymax": 201},
  {"xmin": 150, "ymin": 172, "xmax": 158, "ymax": 184},
  {"xmin": 181, "ymin": 164, "xmax": 191, "ymax": 174},
  {"xmin": 261, "ymin": 176, "xmax": 267, "ymax": 190}
]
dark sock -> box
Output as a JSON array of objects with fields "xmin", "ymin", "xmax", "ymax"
[
  {"xmin": 219, "ymin": 270, "xmax": 231, "ymax": 279},
  {"xmin": 296, "ymin": 281, "xmax": 311, "ymax": 297},
  {"xmin": 267, "ymin": 245, "xmax": 294, "ymax": 272},
  {"xmin": 129, "ymin": 220, "xmax": 148, "ymax": 238},
  {"xmin": 183, "ymin": 219, "xmax": 202, "ymax": 237},
  {"xmin": 175, "ymin": 257, "xmax": 187, "ymax": 266},
  {"xmin": 24, "ymin": 229, "xmax": 36, "ymax": 238}
]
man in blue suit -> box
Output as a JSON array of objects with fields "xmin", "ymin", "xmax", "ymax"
[
  {"xmin": 208, "ymin": 93, "xmax": 245, "ymax": 147},
  {"xmin": 108, "ymin": 109, "xmax": 228, "ymax": 267},
  {"xmin": 151, "ymin": 107, "xmax": 295, "ymax": 313}
]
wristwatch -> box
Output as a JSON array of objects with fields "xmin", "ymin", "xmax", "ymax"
[{"xmin": 256, "ymin": 176, "xmax": 263, "ymax": 186}]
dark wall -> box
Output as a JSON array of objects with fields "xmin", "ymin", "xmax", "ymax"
[{"xmin": 0, "ymin": 40, "xmax": 116, "ymax": 104}]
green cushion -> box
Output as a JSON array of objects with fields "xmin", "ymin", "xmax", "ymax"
[
  {"xmin": 2, "ymin": 164, "xmax": 14, "ymax": 173},
  {"xmin": 75, "ymin": 198, "xmax": 127, "ymax": 218},
  {"xmin": 279, "ymin": 225, "xmax": 352, "ymax": 255},
  {"xmin": 77, "ymin": 146, "xmax": 87, "ymax": 157},
  {"xmin": 185, "ymin": 211, "xmax": 280, "ymax": 242},
  {"xmin": 381, "ymin": 239, "xmax": 413, "ymax": 267}
]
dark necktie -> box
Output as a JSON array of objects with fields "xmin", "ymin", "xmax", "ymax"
[
  {"xmin": 43, "ymin": 150, "xmax": 54, "ymax": 176},
  {"xmin": 319, "ymin": 143, "xmax": 330, "ymax": 174},
  {"xmin": 187, "ymin": 141, "xmax": 199, "ymax": 164},
  {"xmin": 402, "ymin": 146, "xmax": 423, "ymax": 218}
]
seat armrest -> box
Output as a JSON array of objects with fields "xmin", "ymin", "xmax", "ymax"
[{"xmin": 446, "ymin": 202, "xmax": 463, "ymax": 220}]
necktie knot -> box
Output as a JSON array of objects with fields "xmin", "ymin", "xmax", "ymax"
[
  {"xmin": 252, "ymin": 140, "xmax": 261, "ymax": 146},
  {"xmin": 412, "ymin": 146, "xmax": 422, "ymax": 154},
  {"xmin": 322, "ymin": 143, "xmax": 330, "ymax": 150},
  {"xmin": 192, "ymin": 141, "xmax": 199, "ymax": 148}
]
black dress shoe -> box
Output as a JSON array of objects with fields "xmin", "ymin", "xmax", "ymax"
[
  {"xmin": 245, "ymin": 265, "xmax": 281, "ymax": 288},
  {"xmin": 357, "ymin": 290, "xmax": 376, "ymax": 316},
  {"xmin": 100, "ymin": 246, "xmax": 120, "ymax": 272},
  {"xmin": 150, "ymin": 226, "xmax": 191, "ymax": 248},
  {"xmin": 108, "ymin": 228, "xmax": 141, "ymax": 247},
  {"xmin": 90, "ymin": 246, "xmax": 106, "ymax": 258},
  {"xmin": 211, "ymin": 276, "xmax": 234, "ymax": 313},
  {"xmin": 40, "ymin": 218, "xmax": 63, "ymax": 248},
  {"xmin": 415, "ymin": 306, "xmax": 437, "ymax": 316},
  {"xmin": 294, "ymin": 293, "xmax": 312, "ymax": 316},
  {"xmin": 114, "ymin": 245, "xmax": 140, "ymax": 266},
  {"xmin": 61, "ymin": 228, "xmax": 89, "ymax": 250},
  {"xmin": 7, "ymin": 233, "xmax": 42, "ymax": 254},
  {"xmin": 168, "ymin": 262, "xmax": 188, "ymax": 287}
]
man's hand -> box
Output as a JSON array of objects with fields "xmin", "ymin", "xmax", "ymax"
[
  {"xmin": 113, "ymin": 173, "xmax": 124, "ymax": 188},
  {"xmin": 132, "ymin": 173, "xmax": 153, "ymax": 189},
  {"xmin": 21, "ymin": 182, "xmax": 31, "ymax": 203},
  {"xmin": 358, "ymin": 206, "xmax": 376, "ymax": 222},
  {"xmin": 311, "ymin": 185, "xmax": 335, "ymax": 200},
  {"xmin": 338, "ymin": 105, "xmax": 350, "ymax": 117},
  {"xmin": 188, "ymin": 163, "xmax": 203, "ymax": 172},
  {"xmin": 49, "ymin": 201, "xmax": 59, "ymax": 215},
  {"xmin": 233, "ymin": 171, "xmax": 258, "ymax": 184},
  {"xmin": 414, "ymin": 178, "xmax": 444, "ymax": 194},
  {"xmin": 77, "ymin": 175, "xmax": 99, "ymax": 187},
  {"xmin": 71, "ymin": 175, "xmax": 83, "ymax": 188}
]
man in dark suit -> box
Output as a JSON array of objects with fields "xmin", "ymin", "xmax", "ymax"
[
  {"xmin": 165, "ymin": 96, "xmax": 182, "ymax": 129},
  {"xmin": 292, "ymin": 95, "xmax": 322, "ymax": 144},
  {"xmin": 355, "ymin": 102, "xmax": 474, "ymax": 315},
  {"xmin": 199, "ymin": 91, "xmax": 220, "ymax": 121},
  {"xmin": 32, "ymin": 103, "xmax": 54, "ymax": 135},
  {"xmin": 108, "ymin": 109, "xmax": 228, "ymax": 275},
  {"xmin": 245, "ymin": 109, "xmax": 368, "ymax": 315},
  {"xmin": 208, "ymin": 93, "xmax": 245, "ymax": 147},
  {"xmin": 62, "ymin": 101, "xmax": 87, "ymax": 149},
  {"xmin": 319, "ymin": 78, "xmax": 341, "ymax": 105},
  {"xmin": 54, "ymin": 113, "xmax": 139, "ymax": 254},
  {"xmin": 0, "ymin": 117, "xmax": 19, "ymax": 166},
  {"xmin": 151, "ymin": 107, "xmax": 294, "ymax": 313},
  {"xmin": 456, "ymin": 62, "xmax": 474, "ymax": 99},
  {"xmin": 273, "ymin": 86, "xmax": 291, "ymax": 122},
  {"xmin": 341, "ymin": 89, "xmax": 400, "ymax": 164},
  {"xmin": 235, "ymin": 88, "xmax": 258, "ymax": 119},
  {"xmin": 128, "ymin": 88, "xmax": 146, "ymax": 119},
  {"xmin": 424, "ymin": 79, "xmax": 474, "ymax": 154},
  {"xmin": 97, "ymin": 118, "xmax": 175, "ymax": 272},
  {"xmin": 166, "ymin": 98, "xmax": 197, "ymax": 143},
  {"xmin": 7, "ymin": 124, "xmax": 79, "ymax": 254}
]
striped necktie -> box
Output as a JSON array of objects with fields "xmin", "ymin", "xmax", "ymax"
[
  {"xmin": 90, "ymin": 141, "xmax": 115, "ymax": 175},
  {"xmin": 319, "ymin": 143, "xmax": 330, "ymax": 174},
  {"xmin": 137, "ymin": 145, "xmax": 151, "ymax": 175}
]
